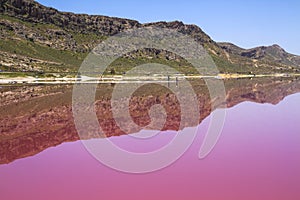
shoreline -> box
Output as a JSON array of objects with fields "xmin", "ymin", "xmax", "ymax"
[{"xmin": 0, "ymin": 73, "xmax": 299, "ymax": 85}]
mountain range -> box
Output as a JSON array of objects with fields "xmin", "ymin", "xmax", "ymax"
[{"xmin": 0, "ymin": 0, "xmax": 299, "ymax": 75}]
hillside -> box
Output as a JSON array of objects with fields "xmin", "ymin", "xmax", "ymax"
[
  {"xmin": 219, "ymin": 42, "xmax": 300, "ymax": 70},
  {"xmin": 0, "ymin": 0, "xmax": 299, "ymax": 75}
]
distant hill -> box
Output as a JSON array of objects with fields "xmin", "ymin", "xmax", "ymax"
[
  {"xmin": 219, "ymin": 43, "xmax": 300, "ymax": 69},
  {"xmin": 0, "ymin": 0, "xmax": 299, "ymax": 75}
]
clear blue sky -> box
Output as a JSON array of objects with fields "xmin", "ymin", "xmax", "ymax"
[{"xmin": 37, "ymin": 0, "xmax": 300, "ymax": 55}]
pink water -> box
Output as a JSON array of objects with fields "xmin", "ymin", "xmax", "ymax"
[{"xmin": 1, "ymin": 93, "xmax": 300, "ymax": 200}]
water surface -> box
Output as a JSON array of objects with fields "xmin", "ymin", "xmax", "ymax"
[{"xmin": 1, "ymin": 77, "xmax": 300, "ymax": 199}]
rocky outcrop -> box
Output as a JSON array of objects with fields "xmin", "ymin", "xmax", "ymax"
[
  {"xmin": 1, "ymin": 0, "xmax": 141, "ymax": 35},
  {"xmin": 144, "ymin": 21, "xmax": 214, "ymax": 45},
  {"xmin": 0, "ymin": 50, "xmax": 62, "ymax": 72}
]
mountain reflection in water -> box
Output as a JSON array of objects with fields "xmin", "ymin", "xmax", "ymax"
[{"xmin": 0, "ymin": 77, "xmax": 300, "ymax": 164}]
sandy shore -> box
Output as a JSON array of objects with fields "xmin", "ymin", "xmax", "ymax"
[{"xmin": 0, "ymin": 74, "xmax": 299, "ymax": 84}]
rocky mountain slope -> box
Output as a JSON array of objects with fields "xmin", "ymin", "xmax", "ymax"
[
  {"xmin": 0, "ymin": 0, "xmax": 299, "ymax": 74},
  {"xmin": 219, "ymin": 42, "xmax": 300, "ymax": 69}
]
